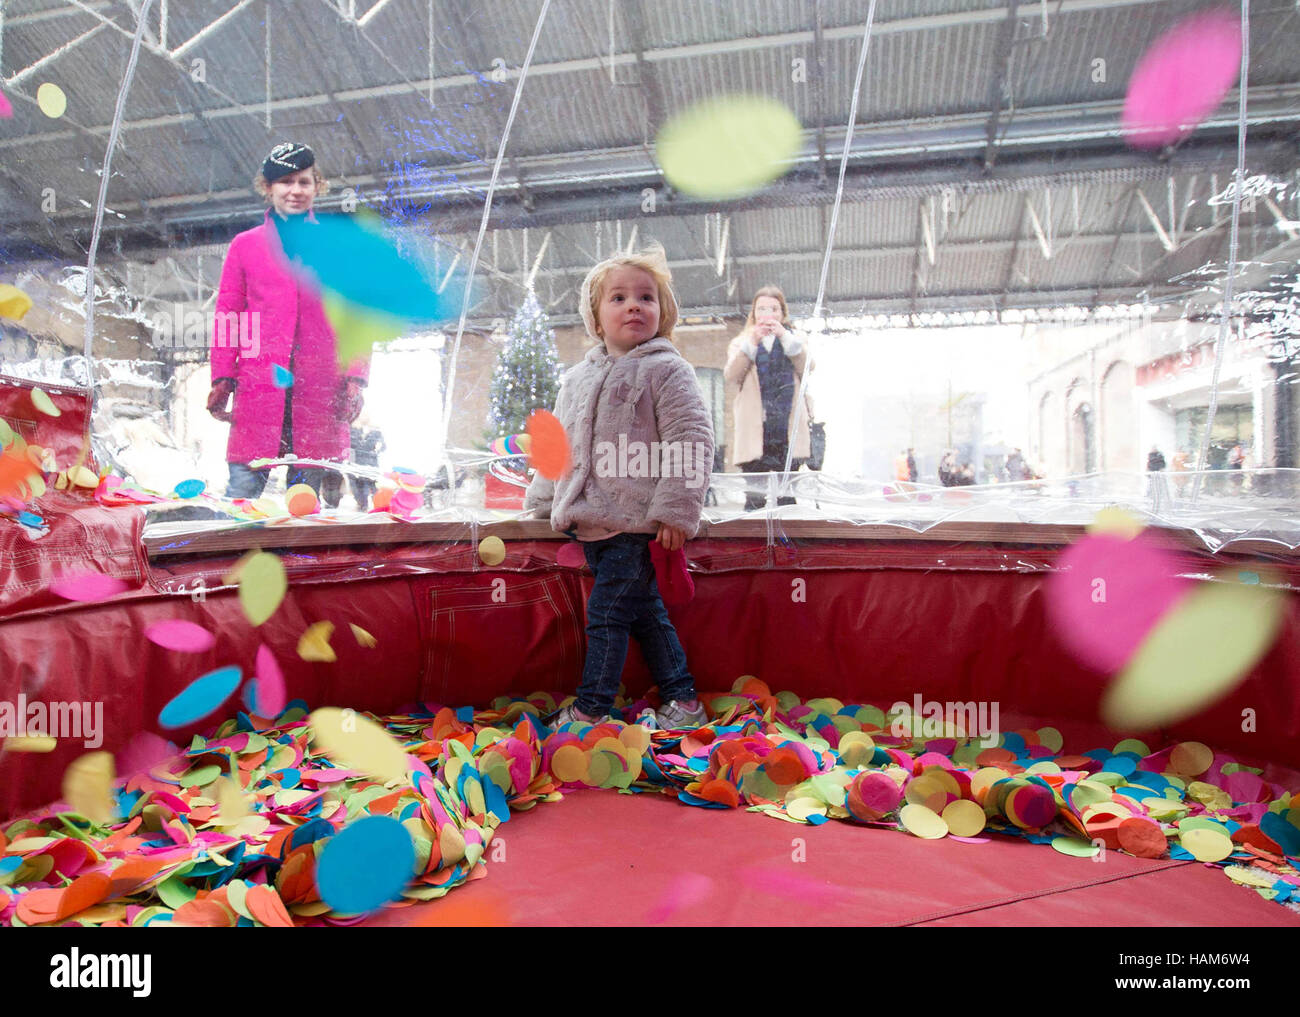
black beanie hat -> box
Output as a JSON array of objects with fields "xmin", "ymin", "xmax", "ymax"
[{"xmin": 261, "ymin": 142, "xmax": 315, "ymax": 183}]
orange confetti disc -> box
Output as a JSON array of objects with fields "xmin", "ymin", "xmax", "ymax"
[
  {"xmin": 244, "ymin": 884, "xmax": 294, "ymax": 927},
  {"xmin": 173, "ymin": 898, "xmax": 237, "ymax": 927},
  {"xmin": 0, "ymin": 450, "xmax": 35, "ymax": 499},
  {"xmin": 698, "ymin": 779, "xmax": 741, "ymax": 808},
  {"xmin": 1117, "ymin": 817, "xmax": 1168, "ymax": 858},
  {"xmin": 525, "ymin": 409, "xmax": 572, "ymax": 480},
  {"xmin": 764, "ymin": 747, "xmax": 808, "ymax": 786}
]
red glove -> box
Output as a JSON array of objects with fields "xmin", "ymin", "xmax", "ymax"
[
  {"xmin": 337, "ymin": 378, "xmax": 365, "ymax": 423},
  {"xmin": 207, "ymin": 377, "xmax": 236, "ymax": 422}
]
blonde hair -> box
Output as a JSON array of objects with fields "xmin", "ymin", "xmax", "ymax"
[
  {"xmin": 745, "ymin": 285, "xmax": 793, "ymax": 331},
  {"xmin": 253, "ymin": 167, "xmax": 330, "ymax": 202},
  {"xmin": 579, "ymin": 244, "xmax": 679, "ymax": 343}
]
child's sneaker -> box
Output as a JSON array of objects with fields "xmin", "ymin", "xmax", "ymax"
[
  {"xmin": 548, "ymin": 703, "xmax": 608, "ymax": 728},
  {"xmin": 654, "ymin": 699, "xmax": 708, "ymax": 730}
]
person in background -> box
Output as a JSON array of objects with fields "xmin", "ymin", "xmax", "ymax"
[
  {"xmin": 893, "ymin": 450, "xmax": 910, "ymax": 484},
  {"xmin": 724, "ymin": 285, "xmax": 812, "ymax": 511},
  {"xmin": 1147, "ymin": 445, "xmax": 1169, "ymax": 506},
  {"xmin": 1170, "ymin": 447, "xmax": 1191, "ymax": 497},
  {"xmin": 349, "ymin": 415, "xmax": 386, "ymax": 511},
  {"xmin": 1004, "ymin": 447, "xmax": 1028, "ymax": 482},
  {"xmin": 907, "ymin": 448, "xmax": 918, "ymax": 482},
  {"xmin": 208, "ymin": 142, "xmax": 370, "ymax": 500},
  {"xmin": 938, "ymin": 449, "xmax": 957, "ymax": 487},
  {"xmin": 1228, "ymin": 441, "xmax": 1246, "ymax": 492}
]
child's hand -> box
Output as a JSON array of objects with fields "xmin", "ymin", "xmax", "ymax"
[{"xmin": 656, "ymin": 522, "xmax": 687, "ymax": 551}]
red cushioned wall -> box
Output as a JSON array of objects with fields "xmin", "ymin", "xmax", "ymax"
[{"xmin": 4, "ymin": 535, "xmax": 1300, "ymax": 820}]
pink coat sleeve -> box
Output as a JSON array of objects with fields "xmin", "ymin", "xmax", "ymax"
[{"xmin": 211, "ymin": 238, "xmax": 246, "ymax": 381}]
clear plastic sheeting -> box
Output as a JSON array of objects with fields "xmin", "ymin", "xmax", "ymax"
[{"xmin": 0, "ymin": 0, "xmax": 1293, "ymax": 556}]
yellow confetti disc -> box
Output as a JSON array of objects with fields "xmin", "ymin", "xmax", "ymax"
[
  {"xmin": 1224, "ymin": 865, "xmax": 1275, "ymax": 888},
  {"xmin": 214, "ymin": 776, "xmax": 249, "ymax": 824},
  {"xmin": 237, "ymin": 551, "xmax": 287, "ymax": 627},
  {"xmin": 439, "ymin": 823, "xmax": 466, "ymax": 866},
  {"xmin": 1169, "ymin": 741, "xmax": 1214, "ymax": 777},
  {"xmin": 297, "ymin": 621, "xmax": 336, "ymax": 662},
  {"xmin": 787, "ymin": 797, "xmax": 828, "ymax": 822},
  {"xmin": 349, "ymin": 623, "xmax": 377, "ymax": 648},
  {"xmin": 551, "ymin": 744, "xmax": 587, "ymax": 783},
  {"xmin": 477, "ymin": 536, "xmax": 506, "ymax": 566},
  {"xmin": 900, "ymin": 803, "xmax": 949, "ymax": 839},
  {"xmin": 942, "ymin": 799, "xmax": 987, "ymax": 837},
  {"xmin": 62, "ymin": 751, "xmax": 115, "ymax": 825},
  {"xmin": 1037, "ymin": 727, "xmax": 1065, "ymax": 753},
  {"xmin": 1051, "ymin": 837, "xmax": 1101, "ymax": 858},
  {"xmin": 36, "ymin": 82, "xmax": 67, "ymax": 118},
  {"xmin": 583, "ymin": 750, "xmax": 614, "ymax": 788},
  {"xmin": 904, "ymin": 774, "xmax": 949, "ymax": 807},
  {"xmin": 1180, "ymin": 827, "xmax": 1234, "ymax": 862},
  {"xmin": 30, "ymin": 388, "xmax": 60, "ymax": 417},
  {"xmin": 1101, "ymin": 574, "xmax": 1285, "ymax": 730},
  {"xmin": 656, "ymin": 94, "xmax": 802, "ymax": 200},
  {"xmin": 970, "ymin": 767, "xmax": 1011, "ymax": 802},
  {"xmin": 618, "ymin": 723, "xmax": 651, "ymax": 756},
  {"xmin": 68, "ymin": 465, "xmax": 99, "ymax": 488},
  {"xmin": 309, "ymin": 707, "xmax": 409, "ymax": 783},
  {"xmin": 6, "ymin": 735, "xmax": 57, "ymax": 753},
  {"xmin": 1087, "ymin": 507, "xmax": 1145, "ymax": 539},
  {"xmin": 0, "ymin": 284, "xmax": 33, "ymax": 322},
  {"xmin": 837, "ymin": 730, "xmax": 875, "ymax": 767}
]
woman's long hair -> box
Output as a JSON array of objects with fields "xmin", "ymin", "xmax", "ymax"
[{"xmin": 744, "ymin": 285, "xmax": 793, "ymax": 331}]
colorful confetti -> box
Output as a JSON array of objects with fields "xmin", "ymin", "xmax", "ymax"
[{"xmin": 2, "ymin": 676, "xmax": 1298, "ymax": 929}]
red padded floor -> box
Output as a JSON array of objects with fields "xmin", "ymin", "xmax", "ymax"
[{"xmin": 365, "ymin": 789, "xmax": 1300, "ymax": 927}]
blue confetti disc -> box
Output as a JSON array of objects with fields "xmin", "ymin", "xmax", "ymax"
[
  {"xmin": 158, "ymin": 665, "xmax": 242, "ymax": 729},
  {"xmin": 17, "ymin": 512, "xmax": 42, "ymax": 527},
  {"xmin": 482, "ymin": 777, "xmax": 510, "ymax": 824},
  {"xmin": 1260, "ymin": 811, "xmax": 1300, "ymax": 856},
  {"xmin": 174, "ymin": 478, "xmax": 205, "ymax": 499},
  {"xmin": 275, "ymin": 214, "xmax": 453, "ymax": 322},
  {"xmin": 316, "ymin": 815, "xmax": 415, "ymax": 914},
  {"xmin": 273, "ymin": 364, "xmax": 293, "ymax": 388}
]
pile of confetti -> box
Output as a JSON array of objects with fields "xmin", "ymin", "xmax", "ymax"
[{"xmin": 3, "ymin": 675, "xmax": 1299, "ymax": 927}]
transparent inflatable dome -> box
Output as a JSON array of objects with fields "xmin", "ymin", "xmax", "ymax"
[{"xmin": 0, "ymin": 0, "xmax": 1295, "ymax": 551}]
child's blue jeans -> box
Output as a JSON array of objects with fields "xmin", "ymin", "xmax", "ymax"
[{"xmin": 577, "ymin": 532, "xmax": 697, "ymax": 717}]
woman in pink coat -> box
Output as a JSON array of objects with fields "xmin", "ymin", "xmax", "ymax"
[{"xmin": 207, "ymin": 143, "xmax": 369, "ymax": 499}]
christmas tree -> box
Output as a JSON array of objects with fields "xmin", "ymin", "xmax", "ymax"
[{"xmin": 487, "ymin": 290, "xmax": 562, "ymax": 441}]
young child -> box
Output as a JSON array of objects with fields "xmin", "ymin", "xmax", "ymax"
[{"xmin": 524, "ymin": 246, "xmax": 715, "ymax": 729}]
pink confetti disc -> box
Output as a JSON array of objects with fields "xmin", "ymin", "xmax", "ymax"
[
  {"xmin": 50, "ymin": 573, "xmax": 129, "ymax": 603},
  {"xmin": 1122, "ymin": 11, "xmax": 1242, "ymax": 150},
  {"xmin": 145, "ymin": 620, "xmax": 216, "ymax": 653},
  {"xmin": 254, "ymin": 643, "xmax": 286, "ymax": 717},
  {"xmin": 1045, "ymin": 533, "xmax": 1192, "ymax": 674}
]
